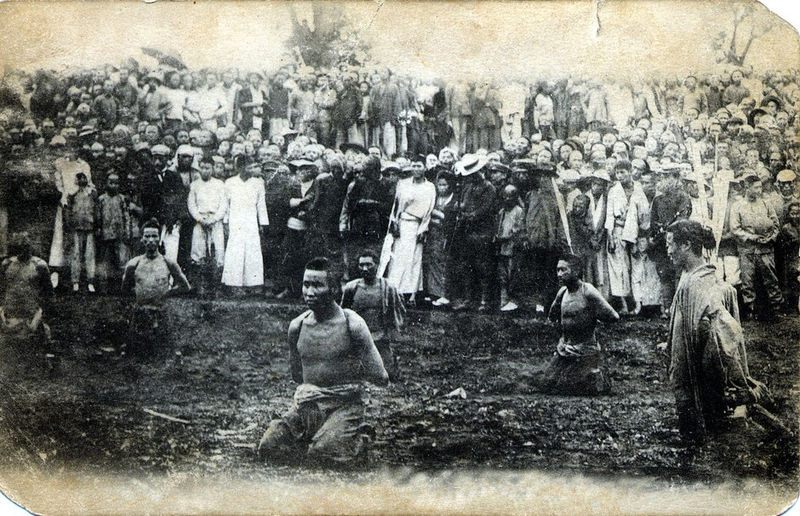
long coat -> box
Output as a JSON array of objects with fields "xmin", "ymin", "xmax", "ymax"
[{"xmin": 222, "ymin": 175, "xmax": 269, "ymax": 287}]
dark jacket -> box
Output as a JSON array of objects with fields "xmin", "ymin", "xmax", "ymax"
[
  {"xmin": 524, "ymin": 180, "xmax": 566, "ymax": 250},
  {"xmin": 457, "ymin": 177, "xmax": 497, "ymax": 238},
  {"xmin": 332, "ymin": 84, "xmax": 362, "ymax": 129}
]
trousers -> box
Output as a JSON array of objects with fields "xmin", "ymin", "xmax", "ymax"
[
  {"xmin": 739, "ymin": 249, "xmax": 783, "ymax": 310},
  {"xmin": 71, "ymin": 230, "xmax": 95, "ymax": 283},
  {"xmin": 190, "ymin": 221, "xmax": 225, "ymax": 267},
  {"xmin": 259, "ymin": 391, "xmax": 366, "ymax": 464}
]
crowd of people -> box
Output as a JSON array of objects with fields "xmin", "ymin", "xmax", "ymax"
[
  {"xmin": 1, "ymin": 61, "xmax": 798, "ymax": 318},
  {"xmin": 0, "ymin": 58, "xmax": 797, "ymax": 460}
]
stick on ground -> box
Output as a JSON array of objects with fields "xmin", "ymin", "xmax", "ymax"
[{"xmin": 143, "ymin": 408, "xmax": 191, "ymax": 424}]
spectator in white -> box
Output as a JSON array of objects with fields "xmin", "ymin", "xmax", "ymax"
[
  {"xmin": 220, "ymin": 69, "xmax": 242, "ymax": 127},
  {"xmin": 162, "ymin": 72, "xmax": 188, "ymax": 132},
  {"xmin": 222, "ymin": 156, "xmax": 269, "ymax": 293},
  {"xmin": 497, "ymin": 79, "xmax": 527, "ymax": 145},
  {"xmin": 534, "ymin": 81, "xmax": 556, "ymax": 140},
  {"xmin": 184, "ymin": 71, "xmax": 227, "ymax": 131},
  {"xmin": 48, "ymin": 135, "xmax": 92, "ymax": 288},
  {"xmin": 188, "ymin": 157, "xmax": 227, "ymax": 269},
  {"xmin": 380, "ymin": 161, "xmax": 436, "ymax": 305},
  {"xmin": 605, "ymin": 160, "xmax": 649, "ymax": 314}
]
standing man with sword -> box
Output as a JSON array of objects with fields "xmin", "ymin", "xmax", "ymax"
[
  {"xmin": 516, "ymin": 155, "xmax": 569, "ymax": 315},
  {"xmin": 187, "ymin": 157, "xmax": 227, "ymax": 296}
]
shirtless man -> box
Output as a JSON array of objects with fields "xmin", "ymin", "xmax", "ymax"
[
  {"xmin": 341, "ymin": 250, "xmax": 405, "ymax": 381},
  {"xmin": 258, "ymin": 256, "xmax": 388, "ymax": 465},
  {"xmin": 1, "ymin": 233, "xmax": 54, "ymax": 367},
  {"xmin": 121, "ymin": 218, "xmax": 191, "ymax": 351},
  {"xmin": 529, "ymin": 254, "xmax": 619, "ymax": 395}
]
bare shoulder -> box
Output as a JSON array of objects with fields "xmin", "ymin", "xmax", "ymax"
[
  {"xmin": 584, "ymin": 282, "xmax": 603, "ymax": 299},
  {"xmin": 343, "ymin": 278, "xmax": 362, "ymax": 292},
  {"xmin": 123, "ymin": 255, "xmax": 143, "ymax": 270},
  {"xmin": 289, "ymin": 310, "xmax": 313, "ymax": 334},
  {"xmin": 342, "ymin": 308, "xmax": 369, "ymax": 334},
  {"xmin": 585, "ymin": 283, "xmax": 612, "ymax": 305}
]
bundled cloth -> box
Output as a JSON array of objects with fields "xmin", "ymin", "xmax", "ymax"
[{"xmin": 293, "ymin": 383, "xmax": 365, "ymax": 411}]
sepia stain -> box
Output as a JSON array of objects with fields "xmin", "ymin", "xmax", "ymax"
[{"xmin": 0, "ymin": 1, "xmax": 798, "ymax": 514}]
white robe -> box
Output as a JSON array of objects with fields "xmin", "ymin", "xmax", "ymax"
[
  {"xmin": 381, "ymin": 179, "xmax": 436, "ymax": 294},
  {"xmin": 49, "ymin": 158, "xmax": 92, "ymax": 267},
  {"xmin": 221, "ymin": 175, "xmax": 269, "ymax": 287},
  {"xmin": 605, "ymin": 181, "xmax": 649, "ymax": 298}
]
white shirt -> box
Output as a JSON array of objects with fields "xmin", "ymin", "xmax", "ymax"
[
  {"xmin": 163, "ymin": 87, "xmax": 188, "ymax": 121},
  {"xmin": 188, "ymin": 177, "xmax": 227, "ymax": 222}
]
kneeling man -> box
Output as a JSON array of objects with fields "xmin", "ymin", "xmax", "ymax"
[
  {"xmin": 122, "ymin": 218, "xmax": 191, "ymax": 351},
  {"xmin": 1, "ymin": 232, "xmax": 54, "ymax": 353},
  {"xmin": 341, "ymin": 250, "xmax": 405, "ymax": 381},
  {"xmin": 258, "ymin": 256, "xmax": 388, "ymax": 465},
  {"xmin": 530, "ymin": 254, "xmax": 619, "ymax": 394}
]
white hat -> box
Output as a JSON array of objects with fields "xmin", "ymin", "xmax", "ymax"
[
  {"xmin": 457, "ymin": 154, "xmax": 488, "ymax": 177},
  {"xmin": 176, "ymin": 144, "xmax": 195, "ymax": 156},
  {"xmin": 590, "ymin": 169, "xmax": 611, "ymax": 182}
]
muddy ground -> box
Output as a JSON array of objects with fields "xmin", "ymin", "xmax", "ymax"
[{"xmin": 0, "ymin": 295, "xmax": 797, "ymax": 500}]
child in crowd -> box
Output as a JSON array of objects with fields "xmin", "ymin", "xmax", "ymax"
[
  {"xmin": 495, "ymin": 184, "xmax": 525, "ymax": 312},
  {"xmin": 65, "ymin": 172, "xmax": 97, "ymax": 293},
  {"xmin": 95, "ymin": 173, "xmax": 131, "ymax": 292}
]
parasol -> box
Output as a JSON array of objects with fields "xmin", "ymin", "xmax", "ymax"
[{"xmin": 140, "ymin": 47, "xmax": 187, "ymax": 70}]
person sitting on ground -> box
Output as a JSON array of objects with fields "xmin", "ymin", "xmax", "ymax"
[
  {"xmin": 528, "ymin": 253, "xmax": 619, "ymax": 395},
  {"xmin": 121, "ymin": 218, "xmax": 191, "ymax": 351},
  {"xmin": 341, "ymin": 250, "xmax": 405, "ymax": 381},
  {"xmin": 258, "ymin": 256, "xmax": 388, "ymax": 466}
]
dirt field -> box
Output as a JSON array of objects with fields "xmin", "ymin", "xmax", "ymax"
[{"xmin": 0, "ymin": 294, "xmax": 797, "ymax": 501}]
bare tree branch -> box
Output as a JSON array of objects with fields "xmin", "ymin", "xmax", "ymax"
[
  {"xmin": 722, "ymin": 3, "xmax": 773, "ymax": 66},
  {"xmin": 752, "ymin": 21, "xmax": 775, "ymax": 39}
]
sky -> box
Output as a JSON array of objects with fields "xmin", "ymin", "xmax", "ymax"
[{"xmin": 0, "ymin": 1, "xmax": 798, "ymax": 81}]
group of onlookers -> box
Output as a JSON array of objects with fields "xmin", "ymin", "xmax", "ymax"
[{"xmin": 0, "ymin": 60, "xmax": 798, "ymax": 321}]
